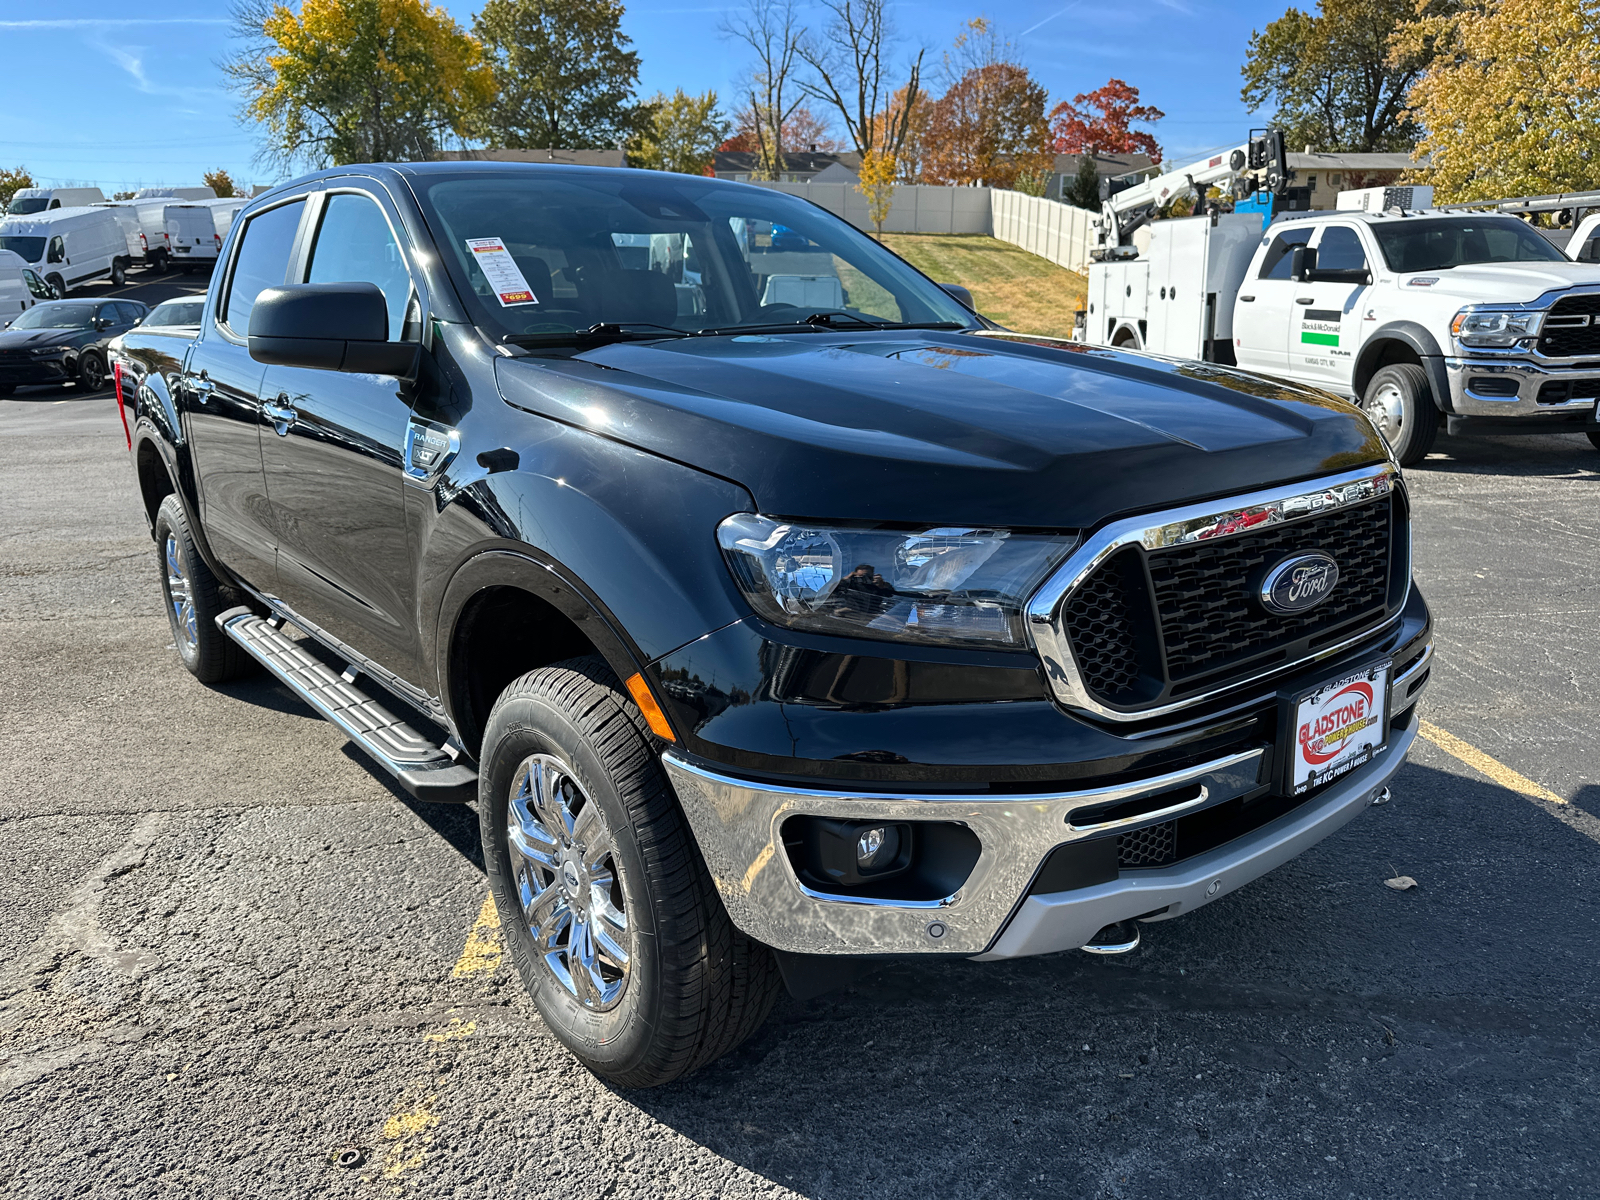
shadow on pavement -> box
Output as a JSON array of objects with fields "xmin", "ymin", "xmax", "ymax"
[{"xmin": 1415, "ymin": 430, "xmax": 1600, "ymax": 476}]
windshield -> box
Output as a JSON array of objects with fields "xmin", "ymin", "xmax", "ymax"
[
  {"xmin": 1373, "ymin": 217, "xmax": 1567, "ymax": 273},
  {"xmin": 11, "ymin": 303, "xmax": 96, "ymax": 330},
  {"xmin": 7, "ymin": 198, "xmax": 49, "ymax": 216},
  {"xmin": 0, "ymin": 236, "xmax": 45, "ymax": 262},
  {"xmin": 146, "ymin": 300, "xmax": 204, "ymax": 326},
  {"xmin": 412, "ymin": 171, "xmax": 975, "ymax": 345}
]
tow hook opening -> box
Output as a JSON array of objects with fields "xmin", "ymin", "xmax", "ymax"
[{"xmin": 1081, "ymin": 920, "xmax": 1141, "ymax": 955}]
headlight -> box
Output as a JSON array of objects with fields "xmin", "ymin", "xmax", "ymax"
[
  {"xmin": 716, "ymin": 514, "xmax": 1076, "ymax": 648},
  {"xmin": 1450, "ymin": 307, "xmax": 1543, "ymax": 348},
  {"xmin": 28, "ymin": 345, "xmax": 65, "ymax": 357}
]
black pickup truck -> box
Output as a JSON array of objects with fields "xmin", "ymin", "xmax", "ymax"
[{"xmin": 115, "ymin": 162, "xmax": 1432, "ymax": 1087}]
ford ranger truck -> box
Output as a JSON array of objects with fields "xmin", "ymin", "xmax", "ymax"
[{"xmin": 114, "ymin": 163, "xmax": 1433, "ymax": 1088}]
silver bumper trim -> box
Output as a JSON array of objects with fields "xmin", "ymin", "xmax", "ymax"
[
  {"xmin": 664, "ymin": 711, "xmax": 1415, "ymax": 957},
  {"xmin": 1444, "ymin": 357, "xmax": 1600, "ymax": 417},
  {"xmin": 978, "ymin": 713, "xmax": 1418, "ymax": 960}
]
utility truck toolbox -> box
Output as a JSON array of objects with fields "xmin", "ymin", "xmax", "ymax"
[{"xmin": 113, "ymin": 161, "xmax": 1433, "ymax": 1088}]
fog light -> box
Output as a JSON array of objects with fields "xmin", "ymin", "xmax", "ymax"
[
  {"xmin": 856, "ymin": 825, "xmax": 896, "ymax": 867},
  {"xmin": 800, "ymin": 817, "xmax": 912, "ymax": 887}
]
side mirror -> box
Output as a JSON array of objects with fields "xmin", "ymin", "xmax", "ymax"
[
  {"xmin": 248, "ymin": 282, "xmax": 418, "ymax": 376},
  {"xmin": 939, "ymin": 282, "xmax": 976, "ymax": 312},
  {"xmin": 1289, "ymin": 244, "xmax": 1317, "ymax": 281}
]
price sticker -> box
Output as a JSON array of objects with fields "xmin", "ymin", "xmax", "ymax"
[{"xmin": 465, "ymin": 236, "xmax": 538, "ymax": 307}]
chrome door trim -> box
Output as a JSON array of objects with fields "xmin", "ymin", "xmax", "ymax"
[{"xmin": 1025, "ymin": 462, "xmax": 1405, "ymax": 723}]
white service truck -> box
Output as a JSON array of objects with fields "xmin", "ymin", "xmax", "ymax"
[{"xmin": 1081, "ymin": 133, "xmax": 1600, "ymax": 464}]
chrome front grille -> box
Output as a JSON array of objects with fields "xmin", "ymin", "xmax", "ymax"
[{"xmin": 1026, "ymin": 464, "xmax": 1408, "ymax": 723}]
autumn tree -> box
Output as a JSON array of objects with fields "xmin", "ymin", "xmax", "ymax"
[
  {"xmin": 921, "ymin": 21, "xmax": 1051, "ymax": 189},
  {"xmin": 799, "ymin": 0, "xmax": 924, "ymax": 158},
  {"xmin": 472, "ymin": 0, "xmax": 649, "ymax": 149},
  {"xmin": 202, "ymin": 169, "xmax": 237, "ymax": 198},
  {"xmin": 722, "ymin": 0, "xmax": 805, "ymax": 178},
  {"xmin": 1399, "ymin": 0, "xmax": 1600, "ymax": 201},
  {"xmin": 1049, "ymin": 79, "xmax": 1163, "ymax": 163},
  {"xmin": 629, "ymin": 90, "xmax": 731, "ymax": 175},
  {"xmin": 0, "ymin": 167, "xmax": 35, "ymax": 211},
  {"xmin": 1241, "ymin": 0, "xmax": 1441, "ymax": 153},
  {"xmin": 856, "ymin": 149, "xmax": 896, "ymax": 238},
  {"xmin": 720, "ymin": 104, "xmax": 844, "ymax": 160},
  {"xmin": 227, "ymin": 0, "xmax": 493, "ymax": 167}
]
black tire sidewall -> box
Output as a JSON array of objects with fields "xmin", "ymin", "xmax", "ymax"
[
  {"xmin": 46, "ymin": 275, "xmax": 64, "ymax": 298},
  {"xmin": 480, "ymin": 678, "xmax": 666, "ymax": 1079},
  {"xmin": 1365, "ymin": 364, "xmax": 1437, "ymax": 466},
  {"xmin": 79, "ymin": 353, "xmax": 106, "ymax": 390},
  {"xmin": 153, "ymin": 497, "xmax": 205, "ymax": 675},
  {"xmin": 111, "ymin": 261, "xmax": 126, "ymax": 286}
]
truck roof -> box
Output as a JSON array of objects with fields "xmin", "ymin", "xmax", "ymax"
[{"xmin": 1271, "ymin": 208, "xmax": 1529, "ymax": 228}]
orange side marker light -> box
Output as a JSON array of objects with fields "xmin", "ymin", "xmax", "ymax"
[{"xmin": 625, "ymin": 672, "xmax": 676, "ymax": 742}]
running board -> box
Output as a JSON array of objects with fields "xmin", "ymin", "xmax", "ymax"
[{"xmin": 217, "ymin": 608, "xmax": 477, "ymax": 803}]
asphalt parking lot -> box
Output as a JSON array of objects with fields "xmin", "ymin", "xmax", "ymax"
[{"xmin": 2, "ymin": 312, "xmax": 1598, "ymax": 1196}]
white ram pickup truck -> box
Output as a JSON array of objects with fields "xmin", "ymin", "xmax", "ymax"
[{"xmin": 1087, "ymin": 208, "xmax": 1600, "ymax": 464}]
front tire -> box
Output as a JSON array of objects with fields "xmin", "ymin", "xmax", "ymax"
[
  {"xmin": 152, "ymin": 495, "xmax": 255, "ymax": 683},
  {"xmin": 480, "ymin": 657, "xmax": 780, "ymax": 1088},
  {"xmin": 1586, "ymin": 432, "xmax": 1600, "ymax": 452},
  {"xmin": 1362, "ymin": 363, "xmax": 1439, "ymax": 467},
  {"xmin": 45, "ymin": 274, "xmax": 65, "ymax": 298}
]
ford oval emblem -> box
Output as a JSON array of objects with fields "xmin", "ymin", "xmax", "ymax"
[{"xmin": 1260, "ymin": 553, "xmax": 1340, "ymax": 615}]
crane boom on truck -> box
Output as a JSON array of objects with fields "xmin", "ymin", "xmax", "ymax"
[{"xmin": 1077, "ymin": 130, "xmax": 1600, "ymax": 465}]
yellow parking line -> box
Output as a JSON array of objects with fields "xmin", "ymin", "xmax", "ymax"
[
  {"xmin": 1418, "ymin": 720, "xmax": 1567, "ymax": 805},
  {"xmin": 450, "ymin": 893, "xmax": 504, "ymax": 978}
]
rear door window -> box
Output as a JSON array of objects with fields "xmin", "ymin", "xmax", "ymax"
[
  {"xmin": 1314, "ymin": 226, "xmax": 1368, "ymax": 272},
  {"xmin": 1258, "ymin": 228, "xmax": 1313, "ymax": 279},
  {"xmin": 305, "ymin": 193, "xmax": 414, "ymax": 341},
  {"xmin": 222, "ymin": 200, "xmax": 305, "ymax": 335}
]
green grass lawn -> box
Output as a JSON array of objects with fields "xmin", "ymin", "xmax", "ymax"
[{"xmin": 881, "ymin": 233, "xmax": 1088, "ymax": 339}]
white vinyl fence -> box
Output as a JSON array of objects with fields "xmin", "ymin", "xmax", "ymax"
[{"xmin": 743, "ymin": 180, "xmax": 1095, "ymax": 273}]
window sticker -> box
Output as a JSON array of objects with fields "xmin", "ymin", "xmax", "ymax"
[{"xmin": 465, "ymin": 236, "xmax": 538, "ymax": 306}]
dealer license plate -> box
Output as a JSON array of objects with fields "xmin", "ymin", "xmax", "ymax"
[{"xmin": 1287, "ymin": 661, "xmax": 1390, "ymax": 795}]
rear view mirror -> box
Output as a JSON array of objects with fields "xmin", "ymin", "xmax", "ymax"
[{"xmin": 247, "ymin": 282, "xmax": 418, "ymax": 377}]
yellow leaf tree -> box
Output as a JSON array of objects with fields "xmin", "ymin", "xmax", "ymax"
[
  {"xmin": 202, "ymin": 169, "xmax": 237, "ymax": 198},
  {"xmin": 1399, "ymin": 0, "xmax": 1600, "ymax": 201},
  {"xmin": 227, "ymin": 0, "xmax": 494, "ymax": 168},
  {"xmin": 856, "ymin": 149, "xmax": 897, "ymax": 239},
  {"xmin": 629, "ymin": 90, "xmax": 731, "ymax": 175}
]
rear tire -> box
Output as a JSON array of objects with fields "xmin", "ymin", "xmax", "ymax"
[
  {"xmin": 1362, "ymin": 363, "xmax": 1439, "ymax": 467},
  {"xmin": 153, "ymin": 495, "xmax": 255, "ymax": 684},
  {"xmin": 77, "ymin": 351, "xmax": 107, "ymax": 391},
  {"xmin": 0, "ymin": 385, "xmax": 14, "ymax": 398},
  {"xmin": 150, "ymin": 250, "xmax": 169, "ymax": 274},
  {"xmin": 480, "ymin": 656, "xmax": 780, "ymax": 1088},
  {"xmin": 1587, "ymin": 432, "xmax": 1600, "ymax": 451},
  {"xmin": 110, "ymin": 259, "xmax": 127, "ymax": 287}
]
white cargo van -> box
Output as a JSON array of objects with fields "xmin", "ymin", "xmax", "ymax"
[
  {"xmin": 0, "ymin": 249, "xmax": 52, "ymax": 323},
  {"xmin": 163, "ymin": 204, "xmax": 221, "ymax": 272},
  {"xmin": 203, "ymin": 196, "xmax": 249, "ymax": 243},
  {"xmin": 0, "ymin": 207, "xmax": 129, "ymax": 295},
  {"xmin": 93, "ymin": 199, "xmax": 176, "ymax": 271},
  {"xmin": 6, "ymin": 187, "xmax": 107, "ymax": 216}
]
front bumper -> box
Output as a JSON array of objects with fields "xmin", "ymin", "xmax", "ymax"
[
  {"xmin": 0, "ymin": 357, "xmax": 70, "ymax": 384},
  {"xmin": 1445, "ymin": 356, "xmax": 1600, "ymax": 421},
  {"xmin": 665, "ymin": 658, "xmax": 1428, "ymax": 960}
]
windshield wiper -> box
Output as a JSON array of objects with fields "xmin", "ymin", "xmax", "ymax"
[
  {"xmin": 502, "ymin": 322, "xmax": 692, "ymax": 350},
  {"xmin": 694, "ymin": 317, "xmax": 970, "ymax": 336}
]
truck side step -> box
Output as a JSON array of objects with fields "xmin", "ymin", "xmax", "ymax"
[{"xmin": 217, "ymin": 608, "xmax": 478, "ymax": 803}]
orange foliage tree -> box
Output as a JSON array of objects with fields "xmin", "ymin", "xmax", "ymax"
[
  {"xmin": 921, "ymin": 62, "xmax": 1053, "ymax": 188},
  {"xmin": 1049, "ymin": 78, "xmax": 1164, "ymax": 163}
]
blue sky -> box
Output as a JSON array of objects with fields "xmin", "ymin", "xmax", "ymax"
[{"xmin": 0, "ymin": 0, "xmax": 1290, "ymax": 193}]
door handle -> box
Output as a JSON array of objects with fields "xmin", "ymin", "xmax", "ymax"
[
  {"xmin": 188, "ymin": 375, "xmax": 214, "ymax": 403},
  {"xmin": 1238, "ymin": 295, "xmax": 1255, "ymax": 302},
  {"xmin": 1296, "ymin": 297, "xmax": 1315, "ymax": 305},
  {"xmin": 263, "ymin": 398, "xmax": 297, "ymax": 434}
]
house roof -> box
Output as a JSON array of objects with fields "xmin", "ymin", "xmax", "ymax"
[
  {"xmin": 712, "ymin": 150, "xmax": 862, "ymax": 175},
  {"xmin": 1053, "ymin": 152, "xmax": 1158, "ymax": 178}
]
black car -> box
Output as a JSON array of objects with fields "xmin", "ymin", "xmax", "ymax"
[
  {"xmin": 115, "ymin": 163, "xmax": 1432, "ymax": 1088},
  {"xmin": 0, "ymin": 298, "xmax": 148, "ymax": 394}
]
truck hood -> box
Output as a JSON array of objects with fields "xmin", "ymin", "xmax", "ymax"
[
  {"xmin": 495, "ymin": 331, "xmax": 1387, "ymax": 528},
  {"xmin": 1412, "ymin": 260, "xmax": 1600, "ymax": 303}
]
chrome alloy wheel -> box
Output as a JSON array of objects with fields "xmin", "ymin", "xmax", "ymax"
[
  {"xmin": 163, "ymin": 533, "xmax": 197, "ymax": 651},
  {"xmin": 506, "ymin": 754, "xmax": 631, "ymax": 1010},
  {"xmin": 1364, "ymin": 380, "xmax": 1406, "ymax": 446}
]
